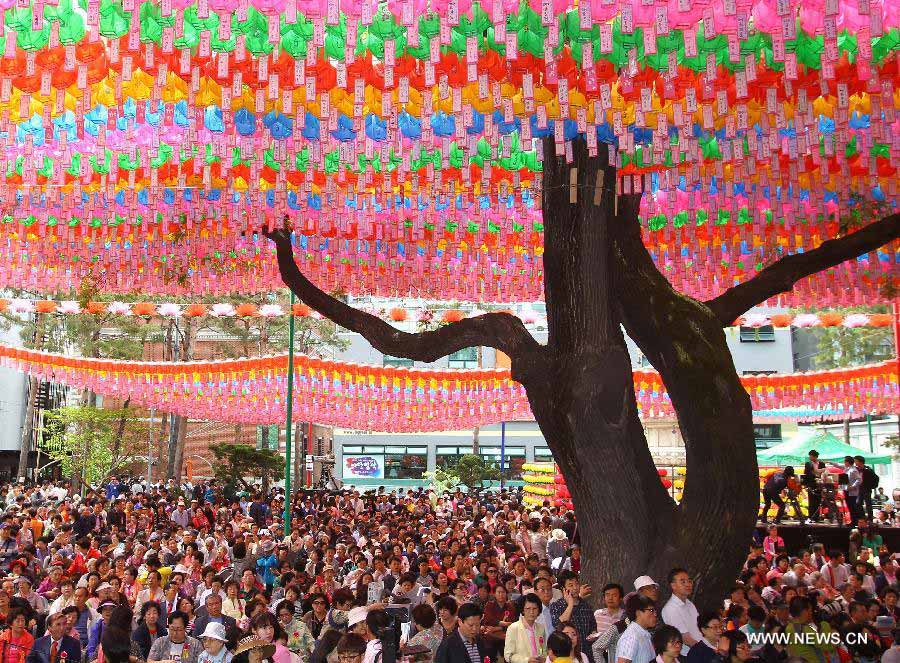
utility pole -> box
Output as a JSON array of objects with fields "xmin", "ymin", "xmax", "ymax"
[{"xmin": 283, "ymin": 292, "xmax": 296, "ymax": 531}]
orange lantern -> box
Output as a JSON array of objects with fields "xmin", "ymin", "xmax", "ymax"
[
  {"xmin": 132, "ymin": 302, "xmax": 157, "ymax": 317},
  {"xmin": 442, "ymin": 309, "xmax": 466, "ymax": 323},
  {"xmin": 184, "ymin": 304, "xmax": 208, "ymax": 317},
  {"xmin": 292, "ymin": 303, "xmax": 312, "ymax": 317},
  {"xmin": 35, "ymin": 301, "xmax": 57, "ymax": 313},
  {"xmin": 389, "ymin": 307, "xmax": 408, "ymax": 321},
  {"xmin": 770, "ymin": 314, "xmax": 793, "ymax": 327},
  {"xmin": 869, "ymin": 314, "xmax": 892, "ymax": 327},
  {"xmin": 86, "ymin": 301, "xmax": 106, "ymax": 314},
  {"xmin": 0, "ymin": 300, "xmax": 7, "ymax": 312},
  {"xmin": 818, "ymin": 312, "xmax": 843, "ymax": 326},
  {"xmin": 235, "ymin": 303, "xmax": 259, "ymax": 317}
]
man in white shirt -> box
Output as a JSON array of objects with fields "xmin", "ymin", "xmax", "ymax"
[
  {"xmin": 534, "ymin": 577, "xmax": 556, "ymax": 636},
  {"xmin": 820, "ymin": 551, "xmax": 850, "ymax": 589},
  {"xmin": 661, "ymin": 568, "xmax": 701, "ymax": 656},
  {"xmin": 616, "ymin": 594, "xmax": 658, "ymax": 663}
]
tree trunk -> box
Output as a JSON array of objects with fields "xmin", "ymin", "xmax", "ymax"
[
  {"xmin": 170, "ymin": 318, "xmax": 195, "ymax": 481},
  {"xmin": 112, "ymin": 397, "xmax": 131, "ymax": 457},
  {"xmin": 521, "ymin": 138, "xmax": 758, "ymax": 609}
]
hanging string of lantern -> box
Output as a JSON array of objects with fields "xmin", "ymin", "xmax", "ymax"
[{"xmin": 0, "ymin": 343, "xmax": 894, "ymax": 430}]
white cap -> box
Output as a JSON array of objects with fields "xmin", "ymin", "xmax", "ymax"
[
  {"xmin": 199, "ymin": 622, "xmax": 228, "ymax": 642},
  {"xmin": 634, "ymin": 576, "xmax": 658, "ymax": 591},
  {"xmin": 347, "ymin": 606, "xmax": 369, "ymax": 628}
]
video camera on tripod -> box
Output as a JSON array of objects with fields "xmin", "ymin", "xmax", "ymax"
[{"xmin": 371, "ymin": 605, "xmax": 412, "ymax": 663}]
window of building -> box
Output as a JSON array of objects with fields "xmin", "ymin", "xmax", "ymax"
[
  {"xmin": 739, "ymin": 325, "xmax": 775, "ymax": 342},
  {"xmin": 383, "ymin": 355, "xmax": 414, "ymax": 367},
  {"xmin": 382, "ymin": 446, "xmax": 428, "ymax": 479},
  {"xmin": 753, "ymin": 424, "xmax": 782, "ymax": 450},
  {"xmin": 479, "ymin": 446, "xmax": 526, "ymax": 480},
  {"xmin": 533, "ymin": 448, "xmax": 553, "ymax": 462},
  {"xmin": 436, "ymin": 446, "xmax": 474, "ymax": 470},
  {"xmin": 256, "ymin": 424, "xmax": 279, "ymax": 451},
  {"xmin": 448, "ymin": 347, "xmax": 479, "ymax": 369}
]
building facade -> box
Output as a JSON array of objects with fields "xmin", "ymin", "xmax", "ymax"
[{"xmin": 330, "ymin": 303, "xmax": 802, "ymax": 489}]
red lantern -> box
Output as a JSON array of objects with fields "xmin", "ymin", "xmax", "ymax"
[{"xmin": 293, "ymin": 303, "xmax": 312, "ymax": 317}]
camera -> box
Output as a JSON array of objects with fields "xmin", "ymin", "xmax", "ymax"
[{"xmin": 375, "ymin": 606, "xmax": 411, "ymax": 663}]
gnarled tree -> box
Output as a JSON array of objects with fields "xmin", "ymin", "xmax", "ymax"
[{"xmin": 267, "ymin": 138, "xmax": 899, "ymax": 608}]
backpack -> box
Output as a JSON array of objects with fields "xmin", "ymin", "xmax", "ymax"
[{"xmin": 862, "ymin": 466, "xmax": 880, "ymax": 490}]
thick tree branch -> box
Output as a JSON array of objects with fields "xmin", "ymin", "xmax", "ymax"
[
  {"xmin": 265, "ymin": 228, "xmax": 542, "ymax": 366},
  {"xmin": 706, "ymin": 213, "xmax": 900, "ymax": 326}
]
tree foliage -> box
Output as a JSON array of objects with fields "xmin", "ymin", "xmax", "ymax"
[
  {"xmin": 423, "ymin": 467, "xmax": 461, "ymax": 495},
  {"xmin": 0, "ymin": 289, "xmax": 165, "ymax": 359},
  {"xmin": 453, "ymin": 454, "xmax": 500, "ymax": 493},
  {"xmin": 43, "ymin": 405, "xmax": 148, "ymax": 486},
  {"xmin": 209, "ymin": 443, "xmax": 283, "ymax": 491},
  {"xmin": 804, "ymin": 306, "xmax": 894, "ymax": 369}
]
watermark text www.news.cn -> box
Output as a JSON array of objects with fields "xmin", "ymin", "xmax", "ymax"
[{"xmin": 747, "ymin": 631, "xmax": 871, "ymax": 647}]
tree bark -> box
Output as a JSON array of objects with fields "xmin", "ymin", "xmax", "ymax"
[
  {"xmin": 268, "ymin": 137, "xmax": 899, "ymax": 611},
  {"xmin": 170, "ymin": 318, "xmax": 194, "ymax": 481}
]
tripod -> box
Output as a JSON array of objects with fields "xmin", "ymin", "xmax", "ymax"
[{"xmin": 810, "ymin": 486, "xmax": 841, "ymax": 524}]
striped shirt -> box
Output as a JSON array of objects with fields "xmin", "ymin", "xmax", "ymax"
[{"xmin": 460, "ymin": 634, "xmax": 481, "ymax": 663}]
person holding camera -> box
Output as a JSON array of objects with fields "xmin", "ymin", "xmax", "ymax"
[{"xmin": 760, "ymin": 467, "xmax": 795, "ymax": 525}]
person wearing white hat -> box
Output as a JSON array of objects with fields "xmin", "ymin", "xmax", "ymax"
[
  {"xmin": 547, "ymin": 530, "xmax": 569, "ymax": 566},
  {"xmin": 349, "ymin": 608, "xmax": 391, "ymax": 663},
  {"xmin": 197, "ymin": 622, "xmax": 232, "ymax": 663},
  {"xmin": 633, "ymin": 577, "xmax": 660, "ymax": 602}
]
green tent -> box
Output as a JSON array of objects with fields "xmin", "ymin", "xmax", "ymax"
[{"xmin": 758, "ymin": 429, "xmax": 893, "ymax": 466}]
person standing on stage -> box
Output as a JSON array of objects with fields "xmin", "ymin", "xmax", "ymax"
[
  {"xmin": 803, "ymin": 450, "xmax": 826, "ymax": 523},
  {"xmin": 844, "ymin": 456, "xmax": 863, "ymax": 523}
]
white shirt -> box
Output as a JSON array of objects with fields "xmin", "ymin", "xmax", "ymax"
[
  {"xmin": 661, "ymin": 594, "xmax": 701, "ymax": 656},
  {"xmin": 362, "ymin": 638, "xmax": 382, "ymax": 663},
  {"xmin": 538, "ymin": 603, "xmax": 554, "ymax": 636},
  {"xmin": 616, "ymin": 621, "xmax": 654, "ymax": 663},
  {"xmin": 820, "ymin": 562, "xmax": 849, "ymax": 588}
]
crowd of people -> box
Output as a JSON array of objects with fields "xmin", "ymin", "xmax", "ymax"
[{"xmin": 0, "ymin": 474, "xmax": 894, "ymax": 663}]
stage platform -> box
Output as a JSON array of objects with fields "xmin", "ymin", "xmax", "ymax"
[{"xmin": 754, "ymin": 520, "xmax": 899, "ymax": 553}]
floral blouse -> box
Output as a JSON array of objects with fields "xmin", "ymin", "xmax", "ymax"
[{"xmin": 283, "ymin": 619, "xmax": 315, "ymax": 663}]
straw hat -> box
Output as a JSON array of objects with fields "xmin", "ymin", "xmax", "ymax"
[{"xmin": 233, "ymin": 637, "xmax": 275, "ymax": 658}]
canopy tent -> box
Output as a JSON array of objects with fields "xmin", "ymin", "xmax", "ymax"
[{"xmin": 758, "ymin": 429, "xmax": 893, "ymax": 466}]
